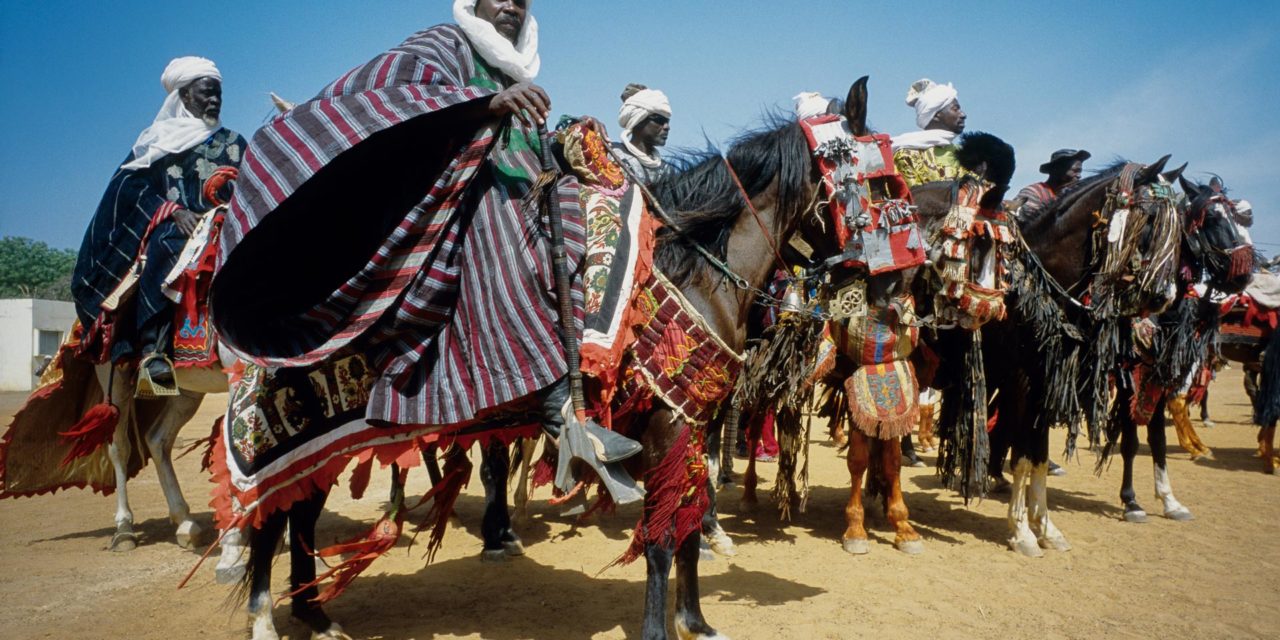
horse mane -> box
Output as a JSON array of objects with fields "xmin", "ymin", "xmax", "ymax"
[
  {"xmin": 1019, "ymin": 160, "xmax": 1128, "ymax": 233},
  {"xmin": 650, "ymin": 114, "xmax": 811, "ymax": 286}
]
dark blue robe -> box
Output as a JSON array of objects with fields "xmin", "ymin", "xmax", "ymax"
[{"xmin": 72, "ymin": 128, "xmax": 245, "ymax": 361}]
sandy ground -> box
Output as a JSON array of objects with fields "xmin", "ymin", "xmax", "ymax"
[{"xmin": 1, "ymin": 367, "xmax": 1277, "ymax": 640}]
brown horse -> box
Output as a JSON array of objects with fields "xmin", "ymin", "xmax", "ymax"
[{"xmin": 235, "ymin": 82, "xmax": 864, "ymax": 639}]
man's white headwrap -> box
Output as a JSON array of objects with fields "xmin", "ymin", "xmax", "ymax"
[
  {"xmin": 906, "ymin": 78, "xmax": 957, "ymax": 130},
  {"xmin": 453, "ymin": 0, "xmax": 540, "ymax": 83},
  {"xmin": 618, "ymin": 89, "xmax": 671, "ymax": 168},
  {"xmin": 793, "ymin": 92, "xmax": 831, "ymax": 120},
  {"xmin": 122, "ymin": 57, "xmax": 222, "ymax": 171}
]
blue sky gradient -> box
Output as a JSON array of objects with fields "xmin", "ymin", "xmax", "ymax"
[{"xmin": 1, "ymin": 1, "xmax": 1277, "ymax": 251}]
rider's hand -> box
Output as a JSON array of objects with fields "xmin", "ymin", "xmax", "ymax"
[
  {"xmin": 489, "ymin": 83, "xmax": 551, "ymax": 128},
  {"xmin": 579, "ymin": 116, "xmax": 609, "ymax": 141},
  {"xmin": 173, "ymin": 209, "xmax": 199, "ymax": 236}
]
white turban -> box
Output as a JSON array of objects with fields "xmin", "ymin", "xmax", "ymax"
[
  {"xmin": 618, "ymin": 89, "xmax": 671, "ymax": 133},
  {"xmin": 121, "ymin": 56, "xmax": 222, "ymax": 170},
  {"xmin": 453, "ymin": 0, "xmax": 540, "ymax": 83},
  {"xmin": 793, "ymin": 91, "xmax": 831, "ymax": 120},
  {"xmin": 906, "ymin": 78, "xmax": 957, "ymax": 129}
]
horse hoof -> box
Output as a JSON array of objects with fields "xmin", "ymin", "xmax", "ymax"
[
  {"xmin": 706, "ymin": 529, "xmax": 738, "ymax": 557},
  {"xmin": 176, "ymin": 520, "xmax": 203, "ymax": 549},
  {"xmin": 1123, "ymin": 510, "xmax": 1148, "ymax": 523},
  {"xmin": 896, "ymin": 539, "xmax": 925, "ymax": 555},
  {"xmin": 311, "ymin": 622, "xmax": 353, "ymax": 640},
  {"xmin": 502, "ymin": 533, "xmax": 525, "ymax": 557},
  {"xmin": 1009, "ymin": 538, "xmax": 1045, "ymax": 558},
  {"xmin": 481, "ymin": 549, "xmax": 509, "ymax": 563},
  {"xmin": 1039, "ymin": 536, "xmax": 1072, "ymax": 552},
  {"xmin": 1164, "ymin": 507, "xmax": 1195, "ymax": 522},
  {"xmin": 216, "ymin": 562, "xmax": 246, "ymax": 585},
  {"xmin": 110, "ymin": 531, "xmax": 138, "ymax": 552},
  {"xmin": 842, "ymin": 538, "xmax": 870, "ymax": 555},
  {"xmin": 675, "ymin": 616, "xmax": 729, "ymax": 640},
  {"xmin": 249, "ymin": 609, "xmax": 279, "ymax": 640}
]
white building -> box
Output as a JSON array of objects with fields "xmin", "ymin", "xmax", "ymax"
[{"xmin": 0, "ymin": 299, "xmax": 77, "ymax": 391}]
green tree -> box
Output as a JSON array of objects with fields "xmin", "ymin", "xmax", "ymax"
[{"xmin": 0, "ymin": 236, "xmax": 77, "ymax": 301}]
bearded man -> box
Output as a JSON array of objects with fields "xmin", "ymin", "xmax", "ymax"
[
  {"xmin": 72, "ymin": 56, "xmax": 244, "ymax": 384},
  {"xmin": 613, "ymin": 84, "xmax": 672, "ymax": 185},
  {"xmin": 891, "ymin": 78, "xmax": 968, "ymax": 187},
  {"xmin": 1017, "ymin": 148, "xmax": 1090, "ymax": 219},
  {"xmin": 213, "ymin": 0, "xmax": 638, "ymax": 490}
]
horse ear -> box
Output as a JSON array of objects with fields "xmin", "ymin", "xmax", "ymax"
[
  {"xmin": 1137, "ymin": 154, "xmax": 1172, "ymax": 184},
  {"xmin": 1161, "ymin": 162, "xmax": 1187, "ymax": 184},
  {"xmin": 845, "ymin": 76, "xmax": 869, "ymax": 137},
  {"xmin": 1179, "ymin": 174, "xmax": 1199, "ymax": 200}
]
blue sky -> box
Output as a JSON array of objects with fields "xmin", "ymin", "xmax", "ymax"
[{"xmin": 2, "ymin": 1, "xmax": 1277, "ymax": 252}]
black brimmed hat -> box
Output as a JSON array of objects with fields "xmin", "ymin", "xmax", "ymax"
[{"xmin": 1039, "ymin": 149, "xmax": 1091, "ymax": 174}]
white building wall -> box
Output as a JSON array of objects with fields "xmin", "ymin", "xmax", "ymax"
[{"xmin": 0, "ymin": 299, "xmax": 78, "ymax": 391}]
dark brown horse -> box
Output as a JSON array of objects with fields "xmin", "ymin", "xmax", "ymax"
[
  {"xmin": 933, "ymin": 157, "xmax": 1184, "ymax": 556},
  {"xmin": 238, "ymin": 83, "xmax": 864, "ymax": 639}
]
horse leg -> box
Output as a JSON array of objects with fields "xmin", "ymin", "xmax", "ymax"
[
  {"xmin": 1149, "ymin": 400, "xmax": 1193, "ymax": 521},
  {"xmin": 882, "ymin": 437, "xmax": 923, "ymax": 554},
  {"xmin": 247, "ymin": 508, "xmax": 288, "ymax": 640},
  {"xmin": 511, "ymin": 437, "xmax": 537, "ymax": 524},
  {"xmin": 145, "ymin": 391, "xmax": 205, "ymax": 548},
  {"xmin": 701, "ymin": 469, "xmax": 736, "ymax": 558},
  {"xmin": 674, "ymin": 526, "xmax": 727, "ymax": 640},
  {"xmin": 479, "ymin": 439, "xmax": 521, "ymax": 561},
  {"xmin": 287, "ymin": 492, "xmax": 346, "ymax": 639},
  {"xmin": 1007, "ymin": 455, "xmax": 1043, "ymax": 557},
  {"xmin": 1119, "ymin": 408, "xmax": 1147, "ymax": 523},
  {"xmin": 216, "ymin": 522, "xmax": 248, "ymax": 584},
  {"xmin": 1027, "ymin": 461, "xmax": 1069, "ymax": 551},
  {"xmin": 100, "ymin": 364, "xmax": 138, "ymax": 551},
  {"xmin": 1261, "ymin": 425, "xmax": 1277, "ymax": 474},
  {"xmin": 917, "ymin": 401, "xmax": 937, "ymax": 452},
  {"xmin": 841, "ymin": 431, "xmax": 871, "ymax": 555}
]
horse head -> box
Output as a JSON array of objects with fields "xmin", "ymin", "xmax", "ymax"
[{"xmin": 1178, "ymin": 173, "xmax": 1253, "ymax": 294}]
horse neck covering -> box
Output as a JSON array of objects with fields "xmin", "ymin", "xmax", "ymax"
[
  {"xmin": 453, "ymin": 0, "xmax": 540, "ymax": 83},
  {"xmin": 618, "ymin": 89, "xmax": 670, "ymax": 168},
  {"xmin": 121, "ymin": 56, "xmax": 222, "ymax": 170}
]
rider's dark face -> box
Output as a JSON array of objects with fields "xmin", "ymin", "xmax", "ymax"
[
  {"xmin": 475, "ymin": 0, "xmax": 526, "ymax": 43},
  {"xmin": 180, "ymin": 77, "xmax": 222, "ymax": 125}
]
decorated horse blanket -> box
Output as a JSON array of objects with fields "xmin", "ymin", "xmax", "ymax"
[{"xmin": 0, "ymin": 326, "xmax": 152, "ymax": 498}]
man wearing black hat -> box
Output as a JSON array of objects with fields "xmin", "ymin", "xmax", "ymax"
[{"xmin": 1016, "ymin": 148, "xmax": 1091, "ymax": 219}]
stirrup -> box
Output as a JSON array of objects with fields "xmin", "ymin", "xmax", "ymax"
[
  {"xmin": 554, "ymin": 412, "xmax": 644, "ymax": 510},
  {"xmin": 137, "ymin": 353, "xmax": 178, "ymax": 398}
]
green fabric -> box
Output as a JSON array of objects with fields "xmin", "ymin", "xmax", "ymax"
[{"xmin": 468, "ymin": 56, "xmax": 541, "ymax": 184}]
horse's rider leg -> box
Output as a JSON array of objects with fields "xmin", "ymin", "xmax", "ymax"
[
  {"xmin": 901, "ymin": 433, "xmax": 924, "ymax": 468},
  {"xmin": 479, "ymin": 439, "xmax": 522, "ymax": 561},
  {"xmin": 674, "ymin": 525, "xmax": 726, "ymax": 640},
  {"xmin": 100, "ymin": 363, "xmax": 138, "ymax": 551},
  {"xmin": 881, "ymin": 436, "xmax": 923, "ymax": 554},
  {"xmin": 1199, "ymin": 389, "xmax": 1215, "ymax": 428},
  {"xmin": 137, "ymin": 219, "xmax": 186, "ymax": 385},
  {"xmin": 841, "ymin": 431, "xmax": 872, "ymax": 555},
  {"xmin": 145, "ymin": 390, "xmax": 205, "ymax": 547},
  {"xmin": 1006, "ymin": 455, "xmax": 1043, "ymax": 557},
  {"xmin": 1027, "ymin": 460, "xmax": 1070, "ymax": 551}
]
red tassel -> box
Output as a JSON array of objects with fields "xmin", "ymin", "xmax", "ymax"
[
  {"xmin": 285, "ymin": 517, "xmax": 401, "ymax": 606},
  {"xmin": 1229, "ymin": 245, "xmax": 1254, "ymax": 279},
  {"xmin": 57, "ymin": 402, "xmax": 120, "ymax": 467},
  {"xmin": 986, "ymin": 408, "xmax": 1000, "ymax": 433},
  {"xmin": 347, "ymin": 455, "xmax": 374, "ymax": 500},
  {"xmin": 611, "ymin": 426, "xmax": 708, "ymax": 567},
  {"xmin": 530, "ymin": 451, "xmax": 555, "ymax": 489}
]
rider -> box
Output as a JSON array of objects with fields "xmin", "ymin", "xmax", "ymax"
[
  {"xmin": 214, "ymin": 0, "xmax": 639, "ymax": 483},
  {"xmin": 72, "ymin": 56, "xmax": 244, "ymax": 385},
  {"xmin": 1016, "ymin": 149, "xmax": 1091, "ymax": 219},
  {"xmin": 613, "ymin": 84, "xmax": 673, "ymax": 186},
  {"xmin": 891, "ymin": 78, "xmax": 968, "ymax": 187}
]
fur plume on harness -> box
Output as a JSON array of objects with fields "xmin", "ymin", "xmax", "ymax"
[{"xmin": 955, "ymin": 131, "xmax": 1016, "ymax": 207}]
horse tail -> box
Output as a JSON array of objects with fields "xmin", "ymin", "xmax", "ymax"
[{"xmin": 1253, "ymin": 328, "xmax": 1280, "ymax": 427}]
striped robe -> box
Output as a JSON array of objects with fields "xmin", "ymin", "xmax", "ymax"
[{"xmin": 213, "ymin": 24, "xmax": 584, "ymax": 427}]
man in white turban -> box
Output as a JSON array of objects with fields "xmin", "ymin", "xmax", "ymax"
[
  {"xmin": 890, "ymin": 78, "xmax": 969, "ymax": 187},
  {"xmin": 72, "ymin": 56, "xmax": 245, "ymax": 385},
  {"xmin": 613, "ymin": 84, "xmax": 672, "ymax": 185}
]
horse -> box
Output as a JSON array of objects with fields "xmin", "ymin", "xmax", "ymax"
[
  {"xmin": 1101, "ymin": 174, "xmax": 1254, "ymax": 522},
  {"xmin": 237, "ymin": 82, "xmax": 861, "ymax": 640},
  {"xmin": 959, "ymin": 157, "xmax": 1184, "ymax": 556},
  {"xmin": 736, "ymin": 81, "xmax": 1018, "ymax": 557}
]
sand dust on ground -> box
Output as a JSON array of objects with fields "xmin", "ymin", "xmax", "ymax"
[{"xmin": 1, "ymin": 367, "xmax": 1277, "ymax": 639}]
